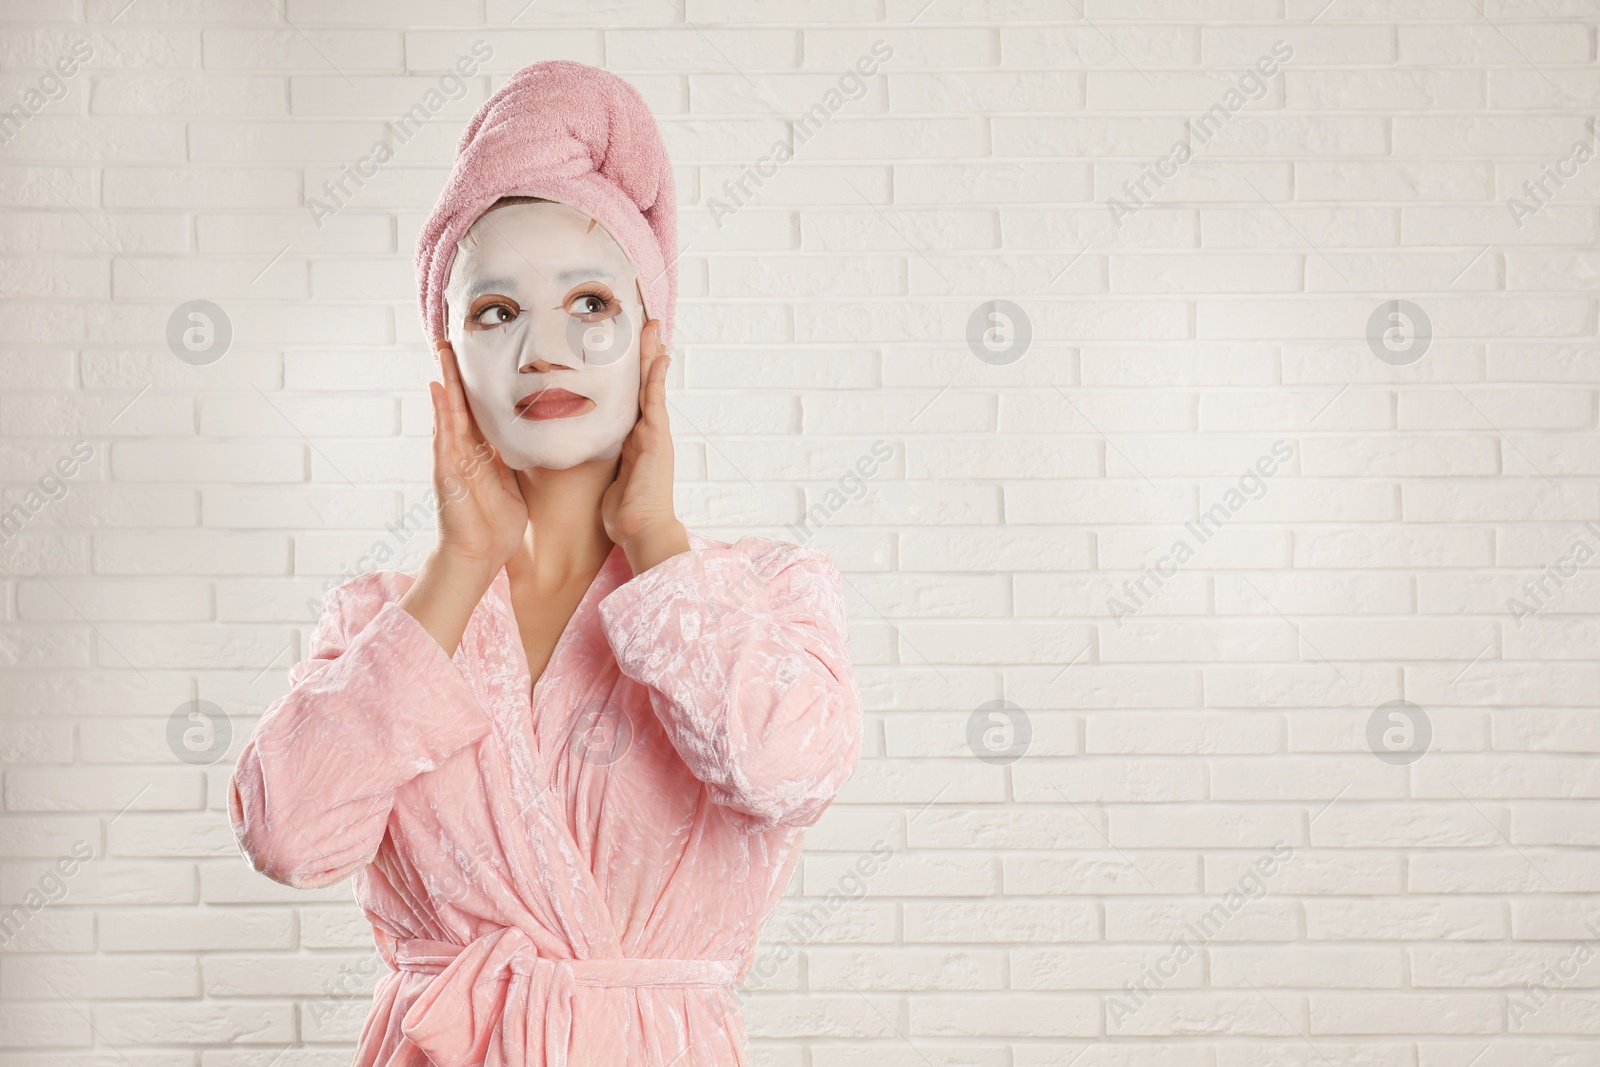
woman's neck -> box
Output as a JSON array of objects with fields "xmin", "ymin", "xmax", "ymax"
[{"xmin": 504, "ymin": 455, "xmax": 618, "ymax": 590}]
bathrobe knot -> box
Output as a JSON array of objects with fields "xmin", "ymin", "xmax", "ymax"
[{"xmin": 392, "ymin": 927, "xmax": 740, "ymax": 1066}]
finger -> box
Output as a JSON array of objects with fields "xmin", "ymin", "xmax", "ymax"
[
  {"xmin": 442, "ymin": 343, "xmax": 469, "ymax": 426},
  {"xmin": 640, "ymin": 321, "xmax": 669, "ymax": 425},
  {"xmin": 427, "ymin": 379, "xmax": 443, "ymax": 442},
  {"xmin": 648, "ymin": 347, "xmax": 670, "ymax": 424},
  {"xmin": 435, "ymin": 338, "xmax": 456, "ymax": 398},
  {"xmin": 428, "ymin": 380, "xmax": 457, "ymax": 489},
  {"xmin": 432, "ymin": 370, "xmax": 461, "ymax": 467},
  {"xmin": 434, "ymin": 342, "xmax": 462, "ymax": 451},
  {"xmin": 636, "ymin": 319, "xmax": 658, "ymax": 413}
]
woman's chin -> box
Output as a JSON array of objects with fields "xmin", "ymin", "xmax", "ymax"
[{"xmin": 504, "ymin": 449, "xmax": 621, "ymax": 473}]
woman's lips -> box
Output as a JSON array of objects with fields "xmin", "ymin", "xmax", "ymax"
[{"xmin": 515, "ymin": 387, "xmax": 592, "ymax": 420}]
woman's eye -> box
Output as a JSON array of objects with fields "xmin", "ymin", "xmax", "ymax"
[
  {"xmin": 571, "ymin": 293, "xmax": 612, "ymax": 318},
  {"xmin": 473, "ymin": 303, "xmax": 516, "ymax": 327}
]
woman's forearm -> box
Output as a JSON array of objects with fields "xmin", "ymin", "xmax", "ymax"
[{"xmin": 397, "ymin": 549, "xmax": 501, "ymax": 657}]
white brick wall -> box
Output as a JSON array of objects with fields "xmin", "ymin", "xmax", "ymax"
[{"xmin": 2, "ymin": 0, "xmax": 1598, "ymax": 1063}]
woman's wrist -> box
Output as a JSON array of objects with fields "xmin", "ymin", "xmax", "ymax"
[
  {"xmin": 397, "ymin": 548, "xmax": 501, "ymax": 657},
  {"xmin": 426, "ymin": 546, "xmax": 503, "ymax": 594},
  {"xmin": 620, "ymin": 519, "xmax": 690, "ymax": 576}
]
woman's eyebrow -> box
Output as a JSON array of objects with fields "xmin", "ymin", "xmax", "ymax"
[
  {"xmin": 464, "ymin": 276, "xmax": 519, "ymax": 301},
  {"xmin": 467, "ymin": 268, "xmax": 618, "ymax": 301},
  {"xmin": 553, "ymin": 267, "xmax": 618, "ymax": 284}
]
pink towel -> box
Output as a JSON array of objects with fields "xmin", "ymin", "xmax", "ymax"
[{"xmin": 414, "ymin": 60, "xmax": 678, "ymax": 348}]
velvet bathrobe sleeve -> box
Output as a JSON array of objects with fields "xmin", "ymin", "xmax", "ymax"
[
  {"xmin": 596, "ymin": 537, "xmax": 863, "ymax": 834},
  {"xmin": 227, "ymin": 575, "xmax": 494, "ymax": 890}
]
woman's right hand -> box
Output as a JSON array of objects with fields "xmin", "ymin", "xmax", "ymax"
[
  {"xmin": 427, "ymin": 339, "xmax": 528, "ymax": 573},
  {"xmin": 399, "ymin": 341, "xmax": 529, "ymax": 657}
]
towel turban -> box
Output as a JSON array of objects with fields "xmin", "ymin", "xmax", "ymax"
[{"xmin": 414, "ymin": 59, "xmax": 678, "ymax": 349}]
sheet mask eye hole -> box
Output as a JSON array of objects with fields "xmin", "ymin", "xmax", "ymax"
[
  {"xmin": 475, "ymin": 303, "xmax": 517, "ymax": 328},
  {"xmin": 571, "ymin": 292, "xmax": 613, "ymax": 320}
]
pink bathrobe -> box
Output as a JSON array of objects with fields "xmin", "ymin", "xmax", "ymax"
[{"xmin": 227, "ymin": 531, "xmax": 863, "ymax": 1067}]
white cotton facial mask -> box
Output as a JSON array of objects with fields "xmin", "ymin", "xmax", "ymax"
[{"xmin": 442, "ymin": 200, "xmax": 646, "ymax": 472}]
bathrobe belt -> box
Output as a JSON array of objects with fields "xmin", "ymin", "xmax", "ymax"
[{"xmin": 389, "ymin": 925, "xmax": 739, "ymax": 1067}]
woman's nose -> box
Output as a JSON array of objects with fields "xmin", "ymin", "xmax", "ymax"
[
  {"xmin": 517, "ymin": 355, "xmax": 561, "ymax": 373},
  {"xmin": 516, "ymin": 317, "xmax": 585, "ymax": 373}
]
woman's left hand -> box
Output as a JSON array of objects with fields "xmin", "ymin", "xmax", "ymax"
[{"xmin": 602, "ymin": 318, "xmax": 690, "ymax": 574}]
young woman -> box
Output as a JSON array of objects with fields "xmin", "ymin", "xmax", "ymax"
[{"xmin": 227, "ymin": 61, "xmax": 863, "ymax": 1067}]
